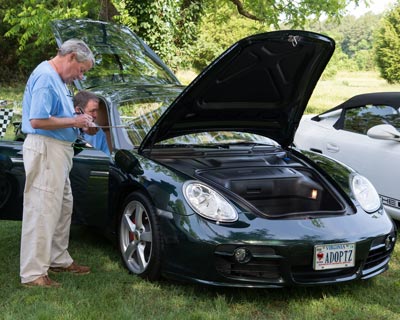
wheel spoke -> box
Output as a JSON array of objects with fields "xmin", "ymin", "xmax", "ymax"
[
  {"xmin": 140, "ymin": 231, "xmax": 152, "ymax": 243},
  {"xmin": 124, "ymin": 240, "xmax": 138, "ymax": 261},
  {"xmin": 122, "ymin": 213, "xmax": 136, "ymax": 233},
  {"xmin": 135, "ymin": 203, "xmax": 143, "ymax": 228},
  {"xmin": 136, "ymin": 243, "xmax": 148, "ymax": 269}
]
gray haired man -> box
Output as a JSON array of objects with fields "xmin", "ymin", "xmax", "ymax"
[{"xmin": 20, "ymin": 39, "xmax": 95, "ymax": 287}]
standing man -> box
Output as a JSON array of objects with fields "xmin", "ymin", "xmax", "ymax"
[
  {"xmin": 20, "ymin": 39, "xmax": 95, "ymax": 288},
  {"xmin": 73, "ymin": 90, "xmax": 110, "ymax": 156}
]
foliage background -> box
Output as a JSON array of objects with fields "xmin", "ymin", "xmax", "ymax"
[{"xmin": 374, "ymin": 3, "xmax": 400, "ymax": 83}]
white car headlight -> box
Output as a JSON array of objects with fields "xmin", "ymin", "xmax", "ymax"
[
  {"xmin": 183, "ymin": 181, "xmax": 238, "ymax": 222},
  {"xmin": 351, "ymin": 174, "xmax": 381, "ymax": 213}
]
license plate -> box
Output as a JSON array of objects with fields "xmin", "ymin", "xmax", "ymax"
[{"xmin": 313, "ymin": 242, "xmax": 355, "ymax": 270}]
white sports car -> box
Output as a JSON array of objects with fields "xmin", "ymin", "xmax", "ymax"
[{"xmin": 294, "ymin": 92, "xmax": 400, "ymax": 220}]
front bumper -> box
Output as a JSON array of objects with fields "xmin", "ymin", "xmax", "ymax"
[{"xmin": 160, "ymin": 209, "xmax": 397, "ymax": 288}]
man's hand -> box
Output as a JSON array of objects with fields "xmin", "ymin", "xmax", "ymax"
[
  {"xmin": 75, "ymin": 113, "xmax": 93, "ymax": 128},
  {"xmin": 82, "ymin": 125, "xmax": 99, "ymax": 135}
]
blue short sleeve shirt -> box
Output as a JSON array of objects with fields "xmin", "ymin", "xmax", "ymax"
[
  {"xmin": 22, "ymin": 61, "xmax": 78, "ymax": 142},
  {"xmin": 84, "ymin": 128, "xmax": 110, "ymax": 156}
]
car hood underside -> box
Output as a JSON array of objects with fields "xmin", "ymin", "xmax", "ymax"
[{"xmin": 142, "ymin": 30, "xmax": 335, "ymax": 149}]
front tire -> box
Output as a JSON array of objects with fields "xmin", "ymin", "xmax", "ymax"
[{"xmin": 118, "ymin": 191, "xmax": 162, "ymax": 280}]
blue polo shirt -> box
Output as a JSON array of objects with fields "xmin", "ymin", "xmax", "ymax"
[
  {"xmin": 22, "ymin": 61, "xmax": 78, "ymax": 142},
  {"xmin": 84, "ymin": 128, "xmax": 110, "ymax": 156}
]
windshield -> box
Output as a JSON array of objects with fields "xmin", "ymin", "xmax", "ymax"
[
  {"xmin": 52, "ymin": 20, "xmax": 178, "ymax": 89},
  {"xmin": 118, "ymin": 97, "xmax": 279, "ymax": 148}
]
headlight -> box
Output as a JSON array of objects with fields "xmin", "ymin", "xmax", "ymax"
[
  {"xmin": 350, "ymin": 174, "xmax": 381, "ymax": 213},
  {"xmin": 183, "ymin": 181, "xmax": 238, "ymax": 222}
]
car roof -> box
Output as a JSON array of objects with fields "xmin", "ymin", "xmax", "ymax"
[{"xmin": 319, "ymin": 92, "xmax": 400, "ymax": 116}]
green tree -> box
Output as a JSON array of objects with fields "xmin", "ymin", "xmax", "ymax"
[
  {"xmin": 0, "ymin": 0, "xmax": 24, "ymax": 82},
  {"xmin": 1, "ymin": 0, "xmax": 113, "ymax": 80},
  {"xmin": 353, "ymin": 49, "xmax": 375, "ymax": 70},
  {"xmin": 224, "ymin": 0, "xmax": 366, "ymax": 28},
  {"xmin": 306, "ymin": 11, "xmax": 382, "ymax": 72},
  {"xmin": 374, "ymin": 2, "xmax": 400, "ymax": 83},
  {"xmin": 191, "ymin": 2, "xmax": 266, "ymax": 70},
  {"xmin": 336, "ymin": 14, "xmax": 379, "ymax": 58},
  {"xmin": 188, "ymin": 0, "xmax": 369, "ymax": 70},
  {"xmin": 120, "ymin": 0, "xmax": 204, "ymax": 70},
  {"xmin": 1, "ymin": 0, "xmax": 369, "ymax": 81}
]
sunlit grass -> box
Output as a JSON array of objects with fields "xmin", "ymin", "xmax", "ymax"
[{"xmin": 307, "ymin": 71, "xmax": 400, "ymax": 114}]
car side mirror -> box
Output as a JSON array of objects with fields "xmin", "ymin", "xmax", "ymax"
[
  {"xmin": 73, "ymin": 138, "xmax": 94, "ymax": 156},
  {"xmin": 367, "ymin": 124, "xmax": 400, "ymax": 142},
  {"xmin": 115, "ymin": 149, "xmax": 144, "ymax": 175}
]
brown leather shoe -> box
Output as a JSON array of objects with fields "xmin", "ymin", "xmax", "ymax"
[
  {"xmin": 22, "ymin": 275, "xmax": 61, "ymax": 288},
  {"xmin": 49, "ymin": 262, "xmax": 91, "ymax": 275}
]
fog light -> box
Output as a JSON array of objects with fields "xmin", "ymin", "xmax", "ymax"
[
  {"xmin": 385, "ymin": 235, "xmax": 395, "ymax": 251},
  {"xmin": 234, "ymin": 248, "xmax": 252, "ymax": 264}
]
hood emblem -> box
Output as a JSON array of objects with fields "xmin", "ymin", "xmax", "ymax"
[{"xmin": 288, "ymin": 35, "xmax": 300, "ymax": 47}]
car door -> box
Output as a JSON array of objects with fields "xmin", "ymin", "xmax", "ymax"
[
  {"xmin": 69, "ymin": 148, "xmax": 110, "ymax": 228},
  {"xmin": 0, "ymin": 141, "xmax": 110, "ymax": 227},
  {"xmin": 295, "ymin": 113, "xmax": 340, "ymax": 152}
]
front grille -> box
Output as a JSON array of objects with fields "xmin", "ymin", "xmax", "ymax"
[
  {"xmin": 362, "ymin": 234, "xmax": 395, "ymax": 277},
  {"xmin": 214, "ymin": 245, "xmax": 283, "ymax": 282},
  {"xmin": 215, "ymin": 257, "xmax": 281, "ymax": 281},
  {"xmin": 291, "ymin": 265, "xmax": 359, "ymax": 284}
]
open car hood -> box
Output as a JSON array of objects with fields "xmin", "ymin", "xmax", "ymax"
[{"xmin": 141, "ymin": 30, "xmax": 335, "ymax": 149}]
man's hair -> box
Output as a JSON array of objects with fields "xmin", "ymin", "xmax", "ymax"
[
  {"xmin": 73, "ymin": 90, "xmax": 99, "ymax": 111},
  {"xmin": 58, "ymin": 39, "xmax": 95, "ymax": 66}
]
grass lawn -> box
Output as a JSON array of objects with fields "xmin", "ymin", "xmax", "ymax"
[
  {"xmin": 0, "ymin": 220, "xmax": 399, "ymax": 319},
  {"xmin": 1, "ymin": 71, "xmax": 400, "ymax": 319}
]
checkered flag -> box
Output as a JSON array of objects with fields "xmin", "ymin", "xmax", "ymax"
[{"xmin": 0, "ymin": 108, "xmax": 14, "ymax": 138}]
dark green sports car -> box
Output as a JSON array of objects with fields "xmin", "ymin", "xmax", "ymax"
[{"xmin": 0, "ymin": 19, "xmax": 396, "ymax": 288}]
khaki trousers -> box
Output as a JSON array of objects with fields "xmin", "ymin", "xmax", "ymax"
[{"xmin": 20, "ymin": 134, "xmax": 74, "ymax": 283}]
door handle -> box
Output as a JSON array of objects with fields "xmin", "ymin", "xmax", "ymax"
[{"xmin": 326, "ymin": 143, "xmax": 339, "ymax": 153}]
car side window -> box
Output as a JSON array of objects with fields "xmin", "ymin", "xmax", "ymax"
[{"xmin": 343, "ymin": 104, "xmax": 399, "ymax": 134}]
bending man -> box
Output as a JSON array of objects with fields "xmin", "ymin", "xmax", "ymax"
[{"xmin": 20, "ymin": 39, "xmax": 95, "ymax": 288}]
